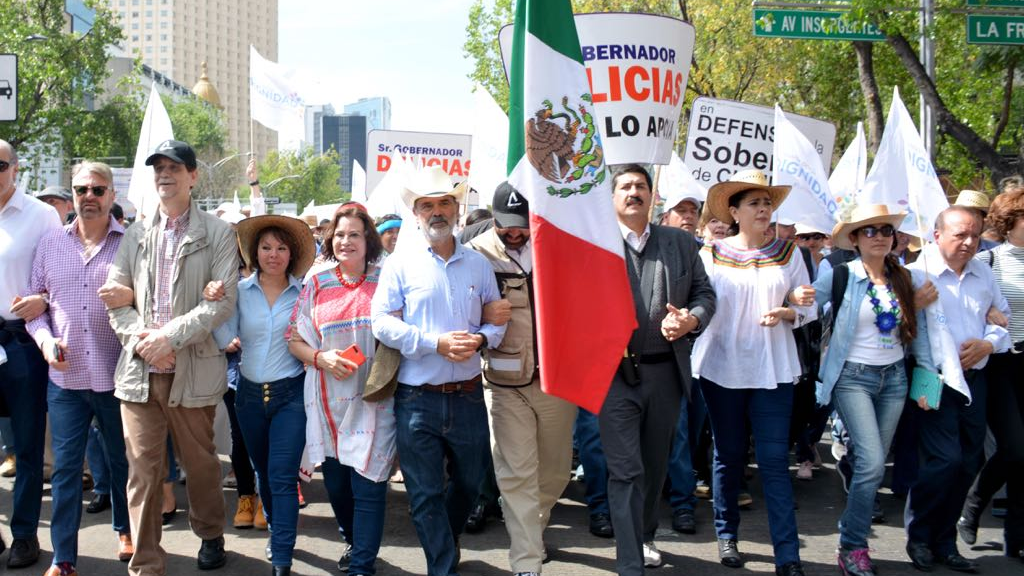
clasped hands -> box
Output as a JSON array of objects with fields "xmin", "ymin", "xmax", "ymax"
[
  {"xmin": 661, "ymin": 304, "xmax": 698, "ymax": 342},
  {"xmin": 437, "ymin": 331, "xmax": 484, "ymax": 363}
]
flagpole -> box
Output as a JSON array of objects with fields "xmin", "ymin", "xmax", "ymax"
[
  {"xmin": 250, "ymin": 117, "xmax": 256, "ymax": 158},
  {"xmin": 649, "ymin": 164, "xmax": 662, "ymax": 222}
]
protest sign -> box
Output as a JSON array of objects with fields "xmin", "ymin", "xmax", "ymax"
[
  {"xmin": 366, "ymin": 129, "xmax": 472, "ymax": 195},
  {"xmin": 498, "ymin": 13, "xmax": 695, "ymax": 165},
  {"xmin": 683, "ymin": 97, "xmax": 835, "ymax": 185}
]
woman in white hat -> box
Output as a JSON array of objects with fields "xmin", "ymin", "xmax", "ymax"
[
  {"xmin": 692, "ymin": 169, "xmax": 816, "ymax": 576},
  {"xmin": 813, "ymin": 204, "xmax": 935, "ymax": 576}
]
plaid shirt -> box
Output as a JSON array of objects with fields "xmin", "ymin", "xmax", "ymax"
[
  {"xmin": 27, "ymin": 217, "xmax": 125, "ymax": 392},
  {"xmin": 149, "ymin": 210, "xmax": 190, "ymax": 373}
]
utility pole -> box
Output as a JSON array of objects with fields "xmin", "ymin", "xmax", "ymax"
[{"xmin": 920, "ymin": 0, "xmax": 936, "ymax": 158}]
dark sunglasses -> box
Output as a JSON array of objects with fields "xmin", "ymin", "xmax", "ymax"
[
  {"xmin": 73, "ymin": 185, "xmax": 108, "ymax": 197},
  {"xmin": 0, "ymin": 160, "xmax": 10, "ymax": 173},
  {"xmin": 858, "ymin": 224, "xmax": 896, "ymax": 238},
  {"xmin": 797, "ymin": 233, "xmax": 826, "ymax": 241}
]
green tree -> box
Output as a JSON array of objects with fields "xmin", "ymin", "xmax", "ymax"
[{"xmin": 254, "ymin": 147, "xmax": 343, "ymax": 211}]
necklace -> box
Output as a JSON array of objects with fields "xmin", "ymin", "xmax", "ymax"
[
  {"xmin": 866, "ymin": 283, "xmax": 901, "ymax": 349},
  {"xmin": 334, "ymin": 266, "xmax": 366, "ymax": 289}
]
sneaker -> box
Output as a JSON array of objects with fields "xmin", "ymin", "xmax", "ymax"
[
  {"xmin": 337, "ymin": 543, "xmax": 352, "ymax": 572},
  {"xmin": 796, "ymin": 461, "xmax": 813, "ymax": 481},
  {"xmin": 838, "ymin": 547, "xmax": 875, "ymax": 576},
  {"xmin": 738, "ymin": 492, "xmax": 753, "ymax": 508},
  {"xmin": 0, "ymin": 454, "xmax": 15, "ymax": 478},
  {"xmin": 643, "ymin": 541, "xmax": 663, "ymax": 568},
  {"xmin": 513, "ymin": 573, "xmax": 540, "ymax": 576},
  {"xmin": 694, "ymin": 483, "xmax": 711, "ymax": 500},
  {"xmin": 253, "ymin": 497, "xmax": 268, "ymax": 530},
  {"xmin": 222, "ymin": 469, "xmax": 237, "ymax": 488},
  {"xmin": 836, "ymin": 456, "xmax": 853, "ymax": 494},
  {"xmin": 831, "ymin": 439, "xmax": 848, "ymax": 462},
  {"xmin": 233, "ymin": 494, "xmax": 256, "ymax": 529}
]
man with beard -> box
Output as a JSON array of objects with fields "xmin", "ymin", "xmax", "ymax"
[{"xmin": 371, "ymin": 167, "xmax": 506, "ymax": 576}]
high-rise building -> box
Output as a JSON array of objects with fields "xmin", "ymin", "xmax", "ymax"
[
  {"xmin": 302, "ymin": 104, "xmax": 336, "ymax": 154},
  {"xmin": 321, "ymin": 115, "xmax": 367, "ymax": 193},
  {"xmin": 343, "ymin": 97, "xmax": 391, "ymax": 135},
  {"xmin": 106, "ymin": 0, "xmax": 278, "ymax": 157}
]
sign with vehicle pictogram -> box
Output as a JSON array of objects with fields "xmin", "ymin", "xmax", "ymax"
[{"xmin": 0, "ymin": 54, "xmax": 17, "ymax": 122}]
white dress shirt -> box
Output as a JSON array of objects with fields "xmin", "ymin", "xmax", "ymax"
[
  {"xmin": 0, "ymin": 190, "xmax": 62, "ymax": 320},
  {"xmin": 618, "ymin": 221, "xmax": 651, "ymax": 252}
]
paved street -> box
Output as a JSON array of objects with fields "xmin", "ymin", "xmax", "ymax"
[{"xmin": 1, "ymin": 446, "xmax": 1018, "ymax": 576}]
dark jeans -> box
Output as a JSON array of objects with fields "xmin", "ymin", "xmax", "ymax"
[
  {"xmin": 322, "ymin": 457, "xmax": 388, "ymax": 575},
  {"xmin": 574, "ymin": 408, "xmax": 609, "ymax": 517},
  {"xmin": 395, "ymin": 383, "xmax": 490, "ymax": 576},
  {"xmin": 86, "ymin": 423, "xmax": 109, "ymax": 495},
  {"xmin": 701, "ymin": 378, "xmax": 800, "ymax": 566},
  {"xmin": 905, "ymin": 371, "xmax": 988, "ymax": 556},
  {"xmin": 47, "ymin": 382, "xmax": 130, "ymax": 564},
  {"xmin": 667, "ymin": 384, "xmax": 706, "ymax": 514},
  {"xmin": 0, "ymin": 335, "xmax": 47, "ymax": 539},
  {"xmin": 235, "ymin": 374, "xmax": 306, "ymax": 567},
  {"xmin": 223, "ymin": 387, "xmax": 256, "ymax": 496}
]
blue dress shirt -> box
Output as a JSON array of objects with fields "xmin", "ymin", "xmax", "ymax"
[{"xmin": 371, "ymin": 241, "xmax": 506, "ymax": 386}]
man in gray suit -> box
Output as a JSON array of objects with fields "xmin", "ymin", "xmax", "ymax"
[{"xmin": 600, "ymin": 163, "xmax": 716, "ymax": 576}]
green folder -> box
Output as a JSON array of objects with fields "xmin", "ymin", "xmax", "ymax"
[{"xmin": 910, "ymin": 367, "xmax": 942, "ymax": 410}]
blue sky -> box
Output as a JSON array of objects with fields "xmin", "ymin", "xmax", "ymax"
[{"xmin": 278, "ymin": 0, "xmax": 483, "ymax": 140}]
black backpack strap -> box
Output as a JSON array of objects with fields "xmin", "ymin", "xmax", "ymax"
[{"xmin": 831, "ymin": 262, "xmax": 849, "ymax": 325}]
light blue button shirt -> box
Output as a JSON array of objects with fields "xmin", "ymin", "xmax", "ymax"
[
  {"xmin": 214, "ymin": 272, "xmax": 305, "ymax": 383},
  {"xmin": 909, "ymin": 245, "xmax": 1011, "ymax": 370},
  {"xmin": 371, "ymin": 241, "xmax": 506, "ymax": 386}
]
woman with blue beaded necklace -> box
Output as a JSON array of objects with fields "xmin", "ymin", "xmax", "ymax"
[{"xmin": 813, "ymin": 204, "xmax": 934, "ymax": 576}]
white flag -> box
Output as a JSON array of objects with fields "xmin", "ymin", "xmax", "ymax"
[
  {"xmin": 860, "ymin": 87, "xmax": 948, "ymax": 237},
  {"xmin": 659, "ymin": 152, "xmax": 707, "ymax": 210},
  {"xmin": 350, "ymin": 160, "xmax": 367, "ymax": 204},
  {"xmin": 127, "ymin": 83, "xmax": 174, "ymax": 221},
  {"xmin": 912, "ymin": 245, "xmax": 971, "ymax": 402},
  {"xmin": 232, "ymin": 190, "xmax": 241, "ymax": 212},
  {"xmin": 469, "ymin": 86, "xmax": 510, "ymax": 208},
  {"xmin": 771, "ymin": 105, "xmax": 838, "ymax": 233},
  {"xmin": 249, "ymin": 46, "xmax": 323, "ymax": 132},
  {"xmin": 366, "ymin": 148, "xmax": 414, "ymax": 219},
  {"xmin": 828, "ymin": 122, "xmax": 867, "ymax": 218},
  {"xmin": 302, "ymin": 199, "xmax": 315, "ymax": 215}
]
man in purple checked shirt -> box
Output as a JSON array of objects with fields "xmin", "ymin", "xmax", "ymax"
[{"xmin": 27, "ymin": 161, "xmax": 134, "ymax": 576}]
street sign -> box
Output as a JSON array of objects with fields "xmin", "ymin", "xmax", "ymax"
[
  {"xmin": 967, "ymin": 14, "xmax": 1024, "ymax": 44},
  {"xmin": 0, "ymin": 54, "xmax": 17, "ymax": 122},
  {"xmin": 966, "ymin": 1, "xmax": 1024, "ymax": 7},
  {"xmin": 753, "ymin": 9, "xmax": 885, "ymax": 42},
  {"xmin": 263, "ymin": 196, "xmax": 280, "ymax": 205}
]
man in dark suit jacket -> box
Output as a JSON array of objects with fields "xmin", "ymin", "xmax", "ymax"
[{"xmin": 600, "ymin": 164, "xmax": 716, "ymax": 576}]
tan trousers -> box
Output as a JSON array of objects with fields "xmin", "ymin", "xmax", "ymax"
[
  {"xmin": 486, "ymin": 379, "xmax": 576, "ymax": 574},
  {"xmin": 121, "ymin": 374, "xmax": 225, "ymax": 576}
]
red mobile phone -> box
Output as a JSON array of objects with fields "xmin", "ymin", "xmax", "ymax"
[
  {"xmin": 51, "ymin": 342, "xmax": 65, "ymax": 363},
  {"xmin": 339, "ymin": 344, "xmax": 366, "ymax": 367}
]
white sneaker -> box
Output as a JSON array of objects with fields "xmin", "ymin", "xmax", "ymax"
[
  {"xmin": 513, "ymin": 572, "xmax": 540, "ymax": 576},
  {"xmin": 643, "ymin": 541, "xmax": 663, "ymax": 568},
  {"xmin": 796, "ymin": 460, "xmax": 814, "ymax": 481}
]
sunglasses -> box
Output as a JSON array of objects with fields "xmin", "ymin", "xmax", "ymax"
[
  {"xmin": 857, "ymin": 224, "xmax": 896, "ymax": 239},
  {"xmin": 73, "ymin": 185, "xmax": 108, "ymax": 197},
  {"xmin": 0, "ymin": 160, "xmax": 10, "ymax": 173},
  {"xmin": 797, "ymin": 233, "xmax": 826, "ymax": 241}
]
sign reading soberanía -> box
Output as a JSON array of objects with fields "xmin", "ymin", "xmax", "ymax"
[{"xmin": 753, "ymin": 8, "xmax": 885, "ymax": 41}]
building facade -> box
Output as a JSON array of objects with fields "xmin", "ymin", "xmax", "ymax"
[
  {"xmin": 343, "ymin": 97, "xmax": 391, "ymax": 134},
  {"xmin": 321, "ymin": 114, "xmax": 366, "ymax": 193}
]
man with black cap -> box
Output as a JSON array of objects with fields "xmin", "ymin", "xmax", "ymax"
[
  {"xmin": 104, "ymin": 139, "xmax": 238, "ymax": 576},
  {"xmin": 34, "ymin": 186, "xmax": 74, "ymax": 223},
  {"xmin": 467, "ymin": 182, "xmax": 575, "ymax": 576}
]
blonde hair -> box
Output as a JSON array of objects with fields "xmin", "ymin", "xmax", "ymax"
[{"xmin": 71, "ymin": 161, "xmax": 114, "ymax": 187}]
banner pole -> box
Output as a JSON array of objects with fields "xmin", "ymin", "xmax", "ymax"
[{"xmin": 649, "ymin": 164, "xmax": 662, "ymax": 222}]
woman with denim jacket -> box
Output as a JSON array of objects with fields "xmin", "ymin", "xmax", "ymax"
[{"xmin": 813, "ymin": 205, "xmax": 935, "ymax": 576}]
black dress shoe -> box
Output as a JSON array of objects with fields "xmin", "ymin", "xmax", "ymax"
[
  {"xmin": 465, "ymin": 503, "xmax": 487, "ymax": 534},
  {"xmin": 775, "ymin": 561, "xmax": 805, "ymax": 576},
  {"xmin": 197, "ymin": 536, "xmax": 227, "ymax": 570},
  {"xmin": 957, "ymin": 517, "xmax": 978, "ymax": 546},
  {"xmin": 937, "ymin": 553, "xmax": 978, "ymax": 573},
  {"xmin": 906, "ymin": 541, "xmax": 935, "ymax": 572},
  {"xmin": 589, "ymin": 513, "xmax": 614, "ymax": 538},
  {"xmin": 718, "ymin": 538, "xmax": 743, "ymax": 568},
  {"xmin": 271, "ymin": 566, "xmax": 290, "ymax": 576},
  {"xmin": 7, "ymin": 536, "xmax": 40, "ymax": 568},
  {"xmin": 162, "ymin": 508, "xmax": 177, "ymax": 525},
  {"xmin": 671, "ymin": 509, "xmax": 696, "ymax": 534},
  {"xmin": 86, "ymin": 493, "xmax": 112, "ymax": 514}
]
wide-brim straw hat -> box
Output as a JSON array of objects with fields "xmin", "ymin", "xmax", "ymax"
[
  {"xmin": 706, "ymin": 169, "xmax": 791, "ymax": 225},
  {"xmin": 399, "ymin": 166, "xmax": 468, "ymax": 212},
  {"xmin": 831, "ymin": 204, "xmax": 907, "ymax": 251},
  {"xmin": 236, "ymin": 215, "xmax": 316, "ymax": 277},
  {"xmin": 953, "ymin": 189, "xmax": 990, "ymax": 212}
]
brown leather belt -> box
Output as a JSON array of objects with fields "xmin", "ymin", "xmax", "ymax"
[{"xmin": 420, "ymin": 375, "xmax": 482, "ymax": 394}]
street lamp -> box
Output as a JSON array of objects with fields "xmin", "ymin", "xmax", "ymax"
[{"xmin": 264, "ymin": 174, "xmax": 302, "ymax": 191}]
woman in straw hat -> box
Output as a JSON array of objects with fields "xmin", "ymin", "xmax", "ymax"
[
  {"xmin": 287, "ymin": 205, "xmax": 396, "ymax": 576},
  {"xmin": 813, "ymin": 205, "xmax": 935, "ymax": 576},
  {"xmin": 210, "ymin": 214, "xmax": 315, "ymax": 576},
  {"xmin": 692, "ymin": 169, "xmax": 816, "ymax": 576}
]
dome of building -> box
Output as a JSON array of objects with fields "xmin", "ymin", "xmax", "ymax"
[{"xmin": 191, "ymin": 62, "xmax": 222, "ymax": 109}]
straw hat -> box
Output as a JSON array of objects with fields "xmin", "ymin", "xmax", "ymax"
[
  {"xmin": 831, "ymin": 204, "xmax": 907, "ymax": 251},
  {"xmin": 706, "ymin": 169, "xmax": 791, "ymax": 225},
  {"xmin": 953, "ymin": 189, "xmax": 991, "ymax": 212},
  {"xmin": 399, "ymin": 166, "xmax": 468, "ymax": 212},
  {"xmin": 236, "ymin": 215, "xmax": 316, "ymax": 277}
]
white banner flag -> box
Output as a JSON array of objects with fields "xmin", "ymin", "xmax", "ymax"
[
  {"xmin": 469, "ymin": 86, "xmax": 509, "ymax": 208},
  {"xmin": 659, "ymin": 152, "xmax": 707, "ymax": 209},
  {"xmin": 127, "ymin": 83, "xmax": 174, "ymax": 221},
  {"xmin": 249, "ymin": 46, "xmax": 323, "ymax": 132},
  {"xmin": 828, "ymin": 122, "xmax": 867, "ymax": 218},
  {"xmin": 351, "ymin": 160, "xmax": 367, "ymax": 204},
  {"xmin": 771, "ymin": 105, "xmax": 838, "ymax": 233}
]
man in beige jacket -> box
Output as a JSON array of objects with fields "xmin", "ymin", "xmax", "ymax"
[{"xmin": 105, "ymin": 140, "xmax": 238, "ymax": 576}]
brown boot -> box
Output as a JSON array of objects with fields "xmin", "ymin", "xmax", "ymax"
[
  {"xmin": 253, "ymin": 496, "xmax": 268, "ymax": 530},
  {"xmin": 234, "ymin": 494, "xmax": 256, "ymax": 529}
]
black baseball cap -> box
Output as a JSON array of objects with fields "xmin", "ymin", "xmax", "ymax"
[
  {"xmin": 492, "ymin": 181, "xmax": 529, "ymax": 229},
  {"xmin": 145, "ymin": 140, "xmax": 197, "ymax": 170}
]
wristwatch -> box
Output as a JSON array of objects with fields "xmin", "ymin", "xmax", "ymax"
[{"xmin": 474, "ymin": 333, "xmax": 488, "ymax": 351}]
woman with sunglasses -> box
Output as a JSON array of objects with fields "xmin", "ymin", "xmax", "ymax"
[{"xmin": 813, "ymin": 205, "xmax": 934, "ymax": 576}]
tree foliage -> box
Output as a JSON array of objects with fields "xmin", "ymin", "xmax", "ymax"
[{"xmin": 253, "ymin": 147, "xmax": 343, "ymax": 212}]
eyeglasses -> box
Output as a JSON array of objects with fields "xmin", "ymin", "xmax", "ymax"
[
  {"xmin": 0, "ymin": 160, "xmax": 10, "ymax": 173},
  {"xmin": 797, "ymin": 233, "xmax": 826, "ymax": 241},
  {"xmin": 73, "ymin": 185, "xmax": 108, "ymax": 197},
  {"xmin": 858, "ymin": 224, "xmax": 896, "ymax": 238}
]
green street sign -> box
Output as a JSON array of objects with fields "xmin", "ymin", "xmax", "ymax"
[
  {"xmin": 753, "ymin": 9, "xmax": 885, "ymax": 42},
  {"xmin": 966, "ymin": 1, "xmax": 1024, "ymax": 7},
  {"xmin": 967, "ymin": 14, "xmax": 1024, "ymax": 44}
]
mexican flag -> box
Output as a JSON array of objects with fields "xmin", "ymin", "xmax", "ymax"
[{"xmin": 507, "ymin": 0, "xmax": 636, "ymax": 413}]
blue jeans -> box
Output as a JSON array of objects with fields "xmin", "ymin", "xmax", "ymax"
[
  {"xmin": 667, "ymin": 386, "xmax": 707, "ymax": 514},
  {"xmin": 0, "ymin": 336, "xmax": 47, "ymax": 539},
  {"xmin": 235, "ymin": 374, "xmax": 306, "ymax": 567},
  {"xmin": 573, "ymin": 408, "xmax": 609, "ymax": 517},
  {"xmin": 700, "ymin": 378, "xmax": 800, "ymax": 566},
  {"xmin": 0, "ymin": 416, "xmax": 16, "ymax": 456},
  {"xmin": 395, "ymin": 383, "xmax": 490, "ymax": 576},
  {"xmin": 47, "ymin": 382, "xmax": 130, "ymax": 565},
  {"xmin": 86, "ymin": 423, "xmax": 110, "ymax": 495},
  {"xmin": 831, "ymin": 360, "xmax": 907, "ymax": 549},
  {"xmin": 322, "ymin": 457, "xmax": 387, "ymax": 575}
]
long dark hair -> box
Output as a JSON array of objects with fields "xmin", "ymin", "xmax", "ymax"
[{"xmin": 883, "ymin": 253, "xmax": 918, "ymax": 344}]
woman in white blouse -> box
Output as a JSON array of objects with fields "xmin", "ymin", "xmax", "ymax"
[{"xmin": 693, "ymin": 170, "xmax": 816, "ymax": 576}]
